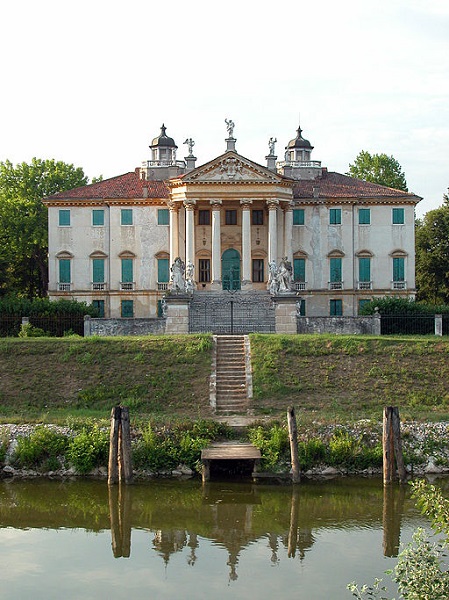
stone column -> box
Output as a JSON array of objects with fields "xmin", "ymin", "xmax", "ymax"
[
  {"xmin": 184, "ymin": 199, "xmax": 196, "ymax": 267},
  {"xmin": 284, "ymin": 202, "xmax": 294, "ymax": 266},
  {"xmin": 168, "ymin": 201, "xmax": 179, "ymax": 264},
  {"xmin": 267, "ymin": 199, "xmax": 279, "ymax": 264},
  {"xmin": 240, "ymin": 199, "xmax": 252, "ymax": 286},
  {"xmin": 210, "ymin": 199, "xmax": 222, "ymax": 288}
]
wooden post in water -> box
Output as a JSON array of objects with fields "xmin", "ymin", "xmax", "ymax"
[
  {"xmin": 287, "ymin": 406, "xmax": 301, "ymax": 483},
  {"xmin": 383, "ymin": 406, "xmax": 406, "ymax": 485},
  {"xmin": 108, "ymin": 405, "xmax": 133, "ymax": 485}
]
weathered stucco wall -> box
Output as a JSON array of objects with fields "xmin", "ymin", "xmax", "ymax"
[
  {"xmin": 84, "ymin": 316, "xmax": 165, "ymax": 336},
  {"xmin": 297, "ymin": 316, "xmax": 380, "ymax": 335}
]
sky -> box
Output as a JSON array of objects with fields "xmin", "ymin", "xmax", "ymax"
[{"xmin": 0, "ymin": 0, "xmax": 448, "ymax": 217}]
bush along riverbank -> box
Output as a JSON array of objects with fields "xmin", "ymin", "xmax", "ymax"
[{"xmin": 1, "ymin": 419, "xmax": 449, "ymax": 480}]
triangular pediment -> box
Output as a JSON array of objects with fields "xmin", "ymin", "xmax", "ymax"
[{"xmin": 181, "ymin": 151, "xmax": 286, "ymax": 184}]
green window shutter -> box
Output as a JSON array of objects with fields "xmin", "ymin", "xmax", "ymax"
[
  {"xmin": 59, "ymin": 259, "xmax": 71, "ymax": 283},
  {"xmin": 92, "ymin": 258, "xmax": 105, "ymax": 283},
  {"xmin": 121, "ymin": 208, "xmax": 133, "ymax": 225},
  {"xmin": 392, "ymin": 208, "xmax": 404, "ymax": 224},
  {"xmin": 393, "ymin": 257, "xmax": 405, "ymax": 281},
  {"xmin": 330, "ymin": 299, "xmax": 342, "ymax": 316},
  {"xmin": 358, "ymin": 299, "xmax": 370, "ymax": 314},
  {"xmin": 92, "ymin": 209, "xmax": 104, "ymax": 226},
  {"xmin": 121, "ymin": 258, "xmax": 133, "ymax": 283},
  {"xmin": 358, "ymin": 257, "xmax": 371, "ymax": 282},
  {"xmin": 358, "ymin": 208, "xmax": 370, "ymax": 225},
  {"xmin": 297, "ymin": 299, "xmax": 306, "ymax": 316},
  {"xmin": 158, "ymin": 258, "xmax": 169, "ymax": 282},
  {"xmin": 293, "ymin": 258, "xmax": 305, "ymax": 281},
  {"xmin": 293, "ymin": 209, "xmax": 304, "ymax": 225},
  {"xmin": 59, "ymin": 209, "xmax": 71, "ymax": 226},
  {"xmin": 158, "ymin": 209, "xmax": 169, "ymax": 225},
  {"xmin": 93, "ymin": 300, "xmax": 105, "ymax": 317},
  {"xmin": 329, "ymin": 208, "xmax": 341, "ymax": 225},
  {"xmin": 121, "ymin": 300, "xmax": 134, "ymax": 318},
  {"xmin": 330, "ymin": 257, "xmax": 342, "ymax": 282}
]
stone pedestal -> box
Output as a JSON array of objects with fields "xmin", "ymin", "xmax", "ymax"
[
  {"xmin": 272, "ymin": 295, "xmax": 298, "ymax": 334},
  {"xmin": 163, "ymin": 294, "xmax": 191, "ymax": 334}
]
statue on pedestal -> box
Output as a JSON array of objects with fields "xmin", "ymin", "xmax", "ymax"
[
  {"xmin": 225, "ymin": 118, "xmax": 235, "ymax": 138},
  {"xmin": 170, "ymin": 257, "xmax": 186, "ymax": 292}
]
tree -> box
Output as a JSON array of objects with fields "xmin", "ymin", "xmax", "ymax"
[
  {"xmin": 347, "ymin": 150, "xmax": 408, "ymax": 191},
  {"xmin": 415, "ymin": 193, "xmax": 449, "ymax": 304},
  {"xmin": 0, "ymin": 158, "xmax": 88, "ymax": 297}
]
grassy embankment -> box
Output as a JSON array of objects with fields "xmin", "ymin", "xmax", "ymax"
[{"xmin": 1, "ymin": 333, "xmax": 449, "ymax": 426}]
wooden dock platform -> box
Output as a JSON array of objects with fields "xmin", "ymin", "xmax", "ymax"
[{"xmin": 201, "ymin": 443, "xmax": 261, "ymax": 482}]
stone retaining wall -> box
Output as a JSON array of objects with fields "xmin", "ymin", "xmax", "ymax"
[
  {"xmin": 84, "ymin": 316, "xmax": 165, "ymax": 337},
  {"xmin": 297, "ymin": 316, "xmax": 380, "ymax": 335}
]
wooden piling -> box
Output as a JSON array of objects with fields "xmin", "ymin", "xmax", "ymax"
[
  {"xmin": 287, "ymin": 406, "xmax": 301, "ymax": 483},
  {"xmin": 108, "ymin": 405, "xmax": 133, "ymax": 485},
  {"xmin": 382, "ymin": 406, "xmax": 406, "ymax": 485}
]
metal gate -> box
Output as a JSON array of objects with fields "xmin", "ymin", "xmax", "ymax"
[{"xmin": 189, "ymin": 292, "xmax": 276, "ymax": 334}]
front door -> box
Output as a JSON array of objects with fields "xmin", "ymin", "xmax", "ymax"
[{"xmin": 222, "ymin": 248, "xmax": 241, "ymax": 291}]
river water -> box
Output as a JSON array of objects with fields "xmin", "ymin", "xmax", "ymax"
[{"xmin": 0, "ymin": 476, "xmax": 441, "ymax": 600}]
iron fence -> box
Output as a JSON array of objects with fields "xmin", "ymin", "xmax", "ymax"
[
  {"xmin": 0, "ymin": 315, "xmax": 85, "ymax": 337},
  {"xmin": 380, "ymin": 314, "xmax": 436, "ymax": 335}
]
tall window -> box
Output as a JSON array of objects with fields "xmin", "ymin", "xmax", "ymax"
[
  {"xmin": 157, "ymin": 209, "xmax": 169, "ymax": 225},
  {"xmin": 252, "ymin": 259, "xmax": 264, "ymax": 282},
  {"xmin": 358, "ymin": 257, "xmax": 371, "ymax": 283},
  {"xmin": 121, "ymin": 300, "xmax": 134, "ymax": 318},
  {"xmin": 121, "ymin": 208, "xmax": 133, "ymax": 225},
  {"xmin": 358, "ymin": 299, "xmax": 370, "ymax": 314},
  {"xmin": 252, "ymin": 210, "xmax": 263, "ymax": 225},
  {"xmin": 330, "ymin": 257, "xmax": 342, "ymax": 283},
  {"xmin": 330, "ymin": 299, "xmax": 343, "ymax": 316},
  {"xmin": 293, "ymin": 208, "xmax": 305, "ymax": 225},
  {"xmin": 58, "ymin": 209, "xmax": 71, "ymax": 226},
  {"xmin": 157, "ymin": 258, "xmax": 169, "ymax": 283},
  {"xmin": 92, "ymin": 209, "xmax": 104, "ymax": 226},
  {"xmin": 199, "ymin": 259, "xmax": 211, "ymax": 283},
  {"xmin": 392, "ymin": 208, "xmax": 404, "ymax": 224},
  {"xmin": 297, "ymin": 299, "xmax": 306, "ymax": 316},
  {"xmin": 199, "ymin": 210, "xmax": 210, "ymax": 225},
  {"xmin": 58, "ymin": 258, "xmax": 71, "ymax": 283},
  {"xmin": 358, "ymin": 208, "xmax": 371, "ymax": 225},
  {"xmin": 225, "ymin": 209, "xmax": 237, "ymax": 225},
  {"xmin": 293, "ymin": 258, "xmax": 305, "ymax": 281},
  {"xmin": 92, "ymin": 258, "xmax": 105, "ymax": 284},
  {"xmin": 329, "ymin": 208, "xmax": 341, "ymax": 225},
  {"xmin": 92, "ymin": 300, "xmax": 105, "ymax": 318},
  {"xmin": 121, "ymin": 258, "xmax": 133, "ymax": 283},
  {"xmin": 393, "ymin": 257, "xmax": 405, "ymax": 282}
]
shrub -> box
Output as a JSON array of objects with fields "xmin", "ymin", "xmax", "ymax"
[
  {"xmin": 12, "ymin": 426, "xmax": 69, "ymax": 470},
  {"xmin": 298, "ymin": 438, "xmax": 326, "ymax": 470},
  {"xmin": 67, "ymin": 425, "xmax": 109, "ymax": 474},
  {"xmin": 248, "ymin": 422, "xmax": 290, "ymax": 471}
]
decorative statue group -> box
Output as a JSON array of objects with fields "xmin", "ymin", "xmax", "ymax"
[
  {"xmin": 268, "ymin": 257, "xmax": 293, "ymax": 295},
  {"xmin": 170, "ymin": 257, "xmax": 195, "ymax": 293}
]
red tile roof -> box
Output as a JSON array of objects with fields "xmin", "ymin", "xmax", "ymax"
[{"xmin": 44, "ymin": 171, "xmax": 169, "ymax": 201}]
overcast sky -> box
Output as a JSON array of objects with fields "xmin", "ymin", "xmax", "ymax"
[{"xmin": 1, "ymin": 0, "xmax": 448, "ymax": 216}]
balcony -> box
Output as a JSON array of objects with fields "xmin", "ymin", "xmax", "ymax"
[
  {"xmin": 392, "ymin": 281, "xmax": 406, "ymax": 290},
  {"xmin": 92, "ymin": 282, "xmax": 107, "ymax": 291},
  {"xmin": 277, "ymin": 160, "xmax": 322, "ymax": 169},
  {"xmin": 58, "ymin": 283, "xmax": 71, "ymax": 292},
  {"xmin": 142, "ymin": 160, "xmax": 185, "ymax": 168},
  {"xmin": 293, "ymin": 281, "xmax": 307, "ymax": 292},
  {"xmin": 358, "ymin": 281, "xmax": 372, "ymax": 290},
  {"xmin": 329, "ymin": 281, "xmax": 343, "ymax": 290},
  {"xmin": 157, "ymin": 282, "xmax": 169, "ymax": 291},
  {"xmin": 120, "ymin": 282, "xmax": 135, "ymax": 291}
]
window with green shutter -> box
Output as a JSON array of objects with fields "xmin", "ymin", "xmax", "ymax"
[
  {"xmin": 392, "ymin": 208, "xmax": 404, "ymax": 224},
  {"xmin": 121, "ymin": 300, "xmax": 134, "ymax": 318},
  {"xmin": 59, "ymin": 259, "xmax": 71, "ymax": 283},
  {"xmin": 92, "ymin": 209, "xmax": 104, "ymax": 226},
  {"xmin": 92, "ymin": 258, "xmax": 105, "ymax": 283},
  {"xmin": 330, "ymin": 299, "xmax": 343, "ymax": 316},
  {"xmin": 330, "ymin": 257, "xmax": 342, "ymax": 282},
  {"xmin": 393, "ymin": 257, "xmax": 405, "ymax": 281},
  {"xmin": 158, "ymin": 209, "xmax": 169, "ymax": 225},
  {"xmin": 329, "ymin": 208, "xmax": 341, "ymax": 225},
  {"xmin": 293, "ymin": 258, "xmax": 305, "ymax": 281},
  {"xmin": 358, "ymin": 257, "xmax": 371, "ymax": 282},
  {"xmin": 358, "ymin": 299, "xmax": 371, "ymax": 314},
  {"xmin": 121, "ymin": 258, "xmax": 133, "ymax": 283},
  {"xmin": 157, "ymin": 258, "xmax": 169, "ymax": 282},
  {"xmin": 358, "ymin": 208, "xmax": 371, "ymax": 225},
  {"xmin": 293, "ymin": 209, "xmax": 305, "ymax": 225},
  {"xmin": 297, "ymin": 299, "xmax": 306, "ymax": 316},
  {"xmin": 58, "ymin": 209, "xmax": 71, "ymax": 226},
  {"xmin": 93, "ymin": 300, "xmax": 105, "ymax": 317},
  {"xmin": 121, "ymin": 208, "xmax": 133, "ymax": 225}
]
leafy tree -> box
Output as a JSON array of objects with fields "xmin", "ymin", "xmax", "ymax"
[
  {"xmin": 347, "ymin": 151, "xmax": 408, "ymax": 191},
  {"xmin": 0, "ymin": 158, "xmax": 88, "ymax": 297},
  {"xmin": 415, "ymin": 194, "xmax": 449, "ymax": 304}
]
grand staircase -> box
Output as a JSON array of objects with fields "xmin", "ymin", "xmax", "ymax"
[{"xmin": 213, "ymin": 335, "xmax": 252, "ymax": 415}]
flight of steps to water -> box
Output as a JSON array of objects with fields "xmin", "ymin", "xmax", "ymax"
[{"xmin": 214, "ymin": 335, "xmax": 249, "ymax": 415}]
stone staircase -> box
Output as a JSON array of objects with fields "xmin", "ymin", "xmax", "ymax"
[{"xmin": 213, "ymin": 335, "xmax": 252, "ymax": 415}]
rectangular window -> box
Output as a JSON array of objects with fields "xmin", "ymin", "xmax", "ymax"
[
  {"xmin": 358, "ymin": 208, "xmax": 371, "ymax": 225},
  {"xmin": 293, "ymin": 208, "xmax": 305, "ymax": 225},
  {"xmin": 157, "ymin": 208, "xmax": 169, "ymax": 225},
  {"xmin": 330, "ymin": 257, "xmax": 342, "ymax": 282},
  {"xmin": 121, "ymin": 208, "xmax": 133, "ymax": 225},
  {"xmin": 92, "ymin": 209, "xmax": 104, "ymax": 226},
  {"xmin": 199, "ymin": 259, "xmax": 211, "ymax": 283},
  {"xmin": 297, "ymin": 299, "xmax": 306, "ymax": 316},
  {"xmin": 157, "ymin": 258, "xmax": 169, "ymax": 283},
  {"xmin": 252, "ymin": 210, "xmax": 264, "ymax": 225},
  {"xmin": 252, "ymin": 259, "xmax": 264, "ymax": 282},
  {"xmin": 58, "ymin": 259, "xmax": 71, "ymax": 283},
  {"xmin": 358, "ymin": 299, "xmax": 371, "ymax": 314},
  {"xmin": 92, "ymin": 299, "xmax": 105, "ymax": 318},
  {"xmin": 393, "ymin": 257, "xmax": 405, "ymax": 281},
  {"xmin": 199, "ymin": 210, "xmax": 210, "ymax": 225},
  {"xmin": 121, "ymin": 300, "xmax": 134, "ymax": 318},
  {"xmin": 358, "ymin": 257, "xmax": 371, "ymax": 282},
  {"xmin": 225, "ymin": 209, "xmax": 237, "ymax": 225},
  {"xmin": 58, "ymin": 209, "xmax": 71, "ymax": 226},
  {"xmin": 121, "ymin": 258, "xmax": 133, "ymax": 283},
  {"xmin": 392, "ymin": 208, "xmax": 404, "ymax": 224},
  {"xmin": 293, "ymin": 258, "xmax": 305, "ymax": 281},
  {"xmin": 329, "ymin": 208, "xmax": 341, "ymax": 225},
  {"xmin": 92, "ymin": 258, "xmax": 105, "ymax": 283},
  {"xmin": 330, "ymin": 299, "xmax": 343, "ymax": 316}
]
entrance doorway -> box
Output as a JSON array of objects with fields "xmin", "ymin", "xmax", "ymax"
[{"xmin": 222, "ymin": 248, "xmax": 241, "ymax": 291}]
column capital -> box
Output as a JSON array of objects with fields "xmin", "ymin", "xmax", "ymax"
[
  {"xmin": 210, "ymin": 199, "xmax": 223, "ymax": 209},
  {"xmin": 167, "ymin": 200, "xmax": 179, "ymax": 211},
  {"xmin": 266, "ymin": 198, "xmax": 280, "ymax": 210},
  {"xmin": 183, "ymin": 198, "xmax": 197, "ymax": 210},
  {"xmin": 240, "ymin": 198, "xmax": 253, "ymax": 209},
  {"xmin": 283, "ymin": 201, "xmax": 295, "ymax": 212}
]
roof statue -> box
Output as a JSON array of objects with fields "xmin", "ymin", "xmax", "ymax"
[
  {"xmin": 268, "ymin": 137, "xmax": 277, "ymax": 156},
  {"xmin": 183, "ymin": 138, "xmax": 195, "ymax": 157},
  {"xmin": 225, "ymin": 118, "xmax": 235, "ymax": 138}
]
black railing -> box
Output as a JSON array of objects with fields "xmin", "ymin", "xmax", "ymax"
[
  {"xmin": 380, "ymin": 314, "xmax": 436, "ymax": 335},
  {"xmin": 0, "ymin": 315, "xmax": 85, "ymax": 337}
]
